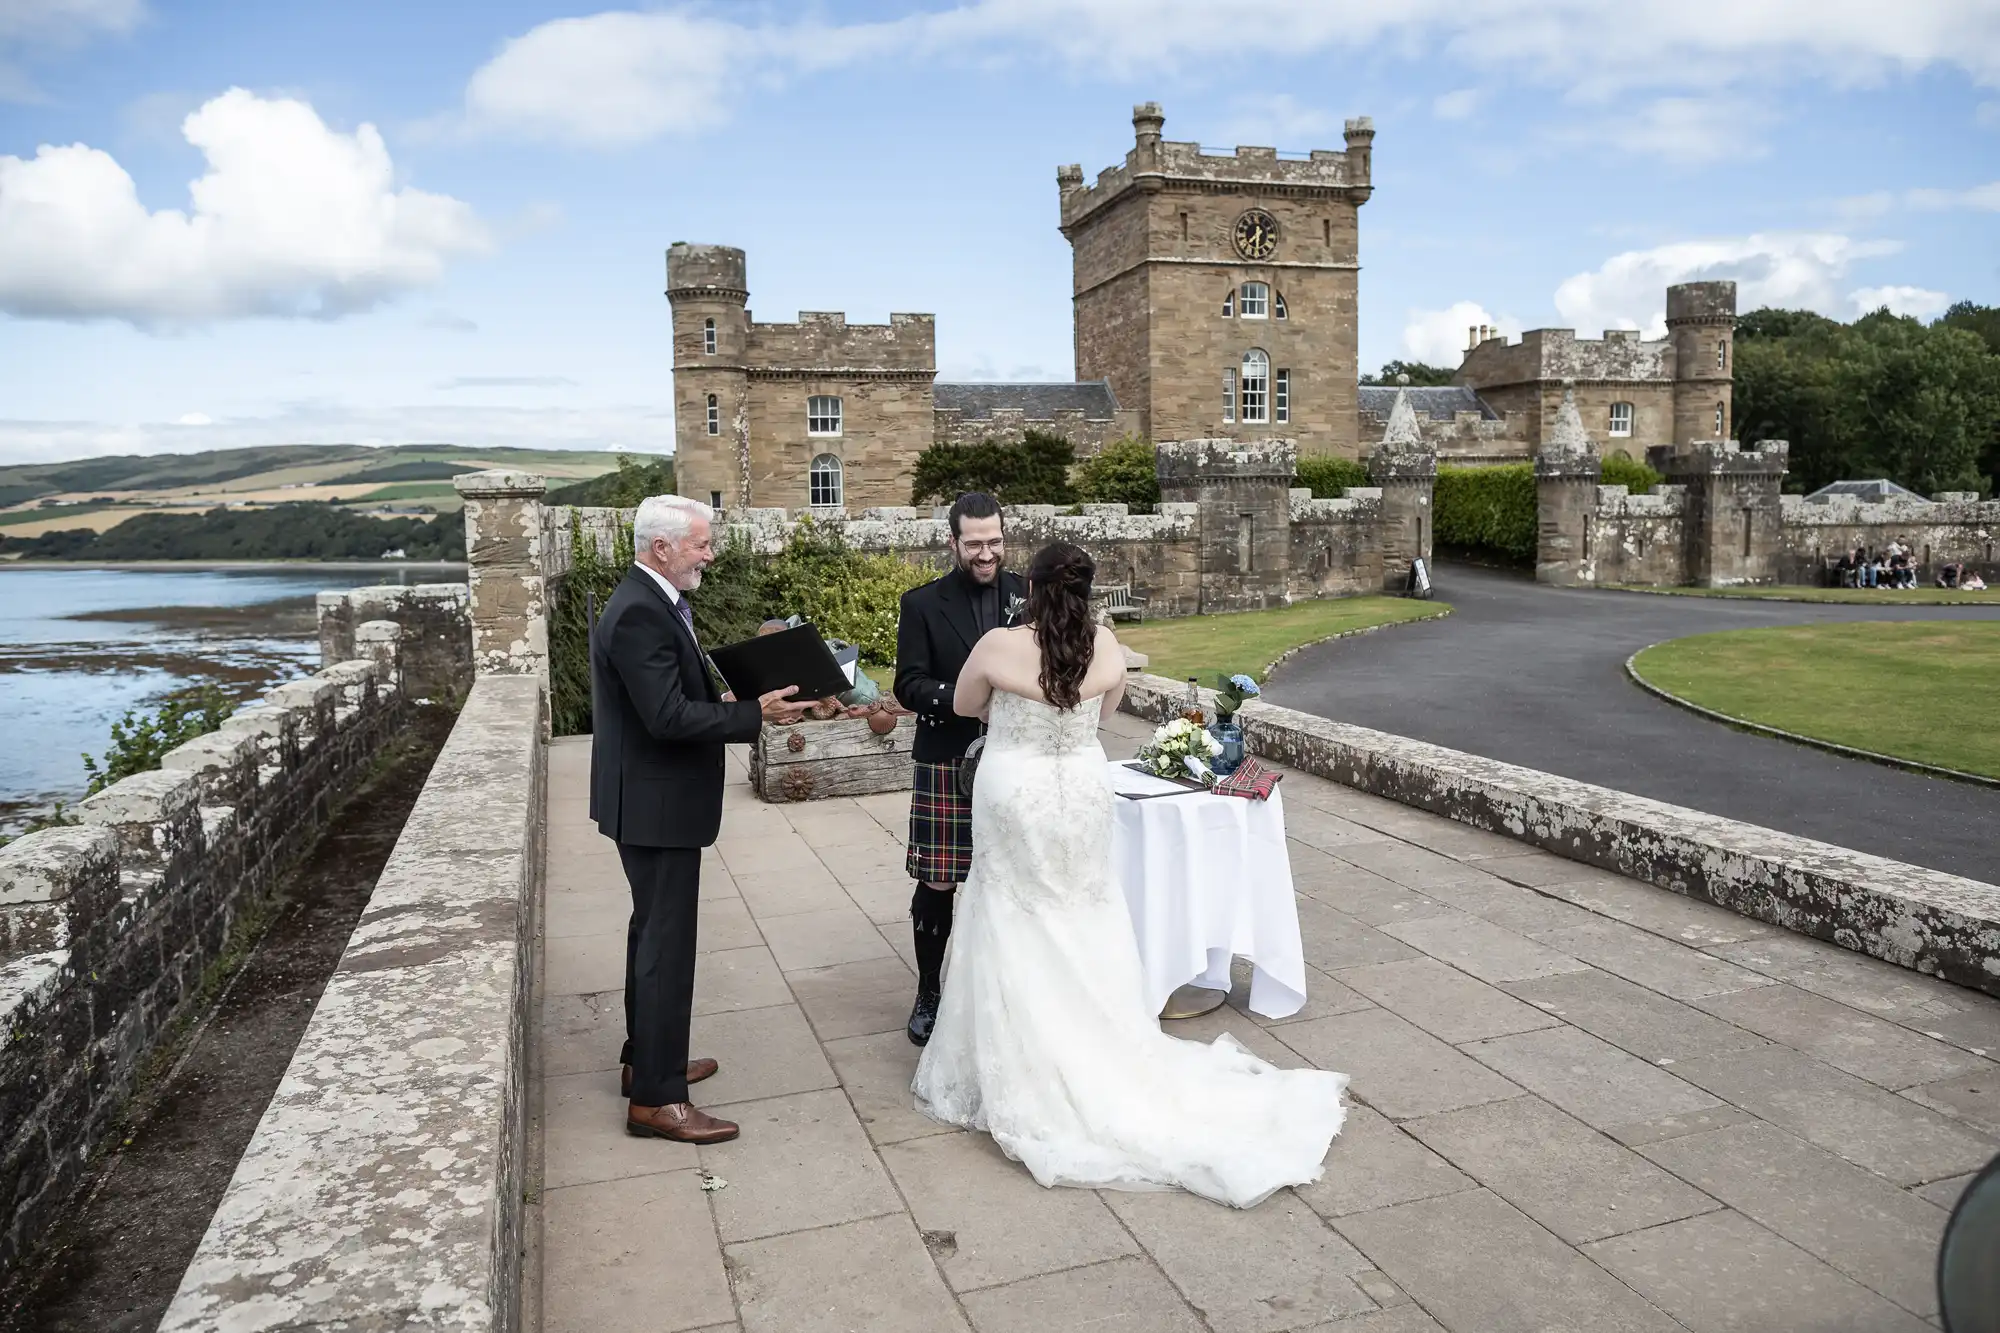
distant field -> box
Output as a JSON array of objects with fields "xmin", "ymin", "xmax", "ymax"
[
  {"xmin": 0, "ymin": 443, "xmax": 634, "ymax": 508},
  {"xmin": 0, "ymin": 503, "xmax": 121, "ymax": 528},
  {"xmin": 343, "ymin": 482, "xmax": 461, "ymax": 504},
  {"xmin": 0, "ymin": 507, "xmax": 177, "ymax": 538}
]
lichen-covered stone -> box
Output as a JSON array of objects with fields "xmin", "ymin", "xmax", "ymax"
[{"xmin": 161, "ymin": 675, "xmax": 542, "ymax": 1333}]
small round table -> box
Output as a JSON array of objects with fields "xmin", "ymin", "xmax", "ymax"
[{"xmin": 1105, "ymin": 762, "xmax": 1308, "ymax": 1023}]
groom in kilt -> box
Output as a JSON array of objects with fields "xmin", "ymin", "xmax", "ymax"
[{"xmin": 894, "ymin": 492, "xmax": 1025, "ymax": 1045}]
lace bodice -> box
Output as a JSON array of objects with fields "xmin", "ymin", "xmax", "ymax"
[{"xmin": 983, "ymin": 690, "xmax": 1103, "ymax": 757}]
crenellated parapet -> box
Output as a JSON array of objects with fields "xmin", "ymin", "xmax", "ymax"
[{"xmin": 0, "ymin": 584, "xmax": 468, "ymax": 1275}]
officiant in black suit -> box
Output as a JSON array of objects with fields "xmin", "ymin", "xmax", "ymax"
[
  {"xmin": 590, "ymin": 494, "xmax": 811, "ymax": 1144},
  {"xmin": 894, "ymin": 492, "xmax": 1026, "ymax": 1046}
]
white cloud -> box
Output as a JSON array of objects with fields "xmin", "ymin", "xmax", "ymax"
[
  {"xmin": 1908, "ymin": 180, "xmax": 2000, "ymax": 211},
  {"xmin": 458, "ymin": 1, "xmax": 2000, "ymax": 145},
  {"xmin": 0, "ymin": 88, "xmax": 490, "ymax": 325},
  {"xmin": 1563, "ymin": 96, "xmax": 1770, "ymax": 167},
  {"xmin": 1554, "ymin": 233, "xmax": 1902, "ymax": 335},
  {"xmin": 1217, "ymin": 93, "xmax": 1339, "ymax": 146},
  {"xmin": 0, "ymin": 400, "xmax": 674, "ymax": 465},
  {"xmin": 174, "ymin": 411, "xmax": 211, "ymax": 426},
  {"xmin": 1850, "ymin": 284, "xmax": 1950, "ymax": 318},
  {"xmin": 1432, "ymin": 88, "xmax": 1481, "ymax": 120},
  {"xmin": 1, "ymin": 0, "xmax": 143, "ymax": 102},
  {"xmin": 1401, "ymin": 301, "xmax": 1519, "ymax": 367}
]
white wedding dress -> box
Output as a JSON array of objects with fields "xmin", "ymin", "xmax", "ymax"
[{"xmin": 912, "ymin": 689, "xmax": 1348, "ymax": 1208}]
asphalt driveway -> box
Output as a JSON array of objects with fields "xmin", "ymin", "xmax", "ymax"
[{"xmin": 1267, "ymin": 564, "xmax": 2000, "ymax": 884}]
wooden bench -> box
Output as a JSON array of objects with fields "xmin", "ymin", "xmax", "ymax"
[{"xmin": 1096, "ymin": 583, "xmax": 1150, "ymax": 623}]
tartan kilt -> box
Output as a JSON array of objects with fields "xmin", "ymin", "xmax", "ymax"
[{"xmin": 906, "ymin": 759, "xmax": 974, "ymax": 884}]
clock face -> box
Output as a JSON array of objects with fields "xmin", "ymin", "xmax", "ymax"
[{"xmin": 1233, "ymin": 209, "xmax": 1278, "ymax": 260}]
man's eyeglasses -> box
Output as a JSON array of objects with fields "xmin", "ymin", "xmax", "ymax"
[{"xmin": 956, "ymin": 539, "xmax": 1004, "ymax": 555}]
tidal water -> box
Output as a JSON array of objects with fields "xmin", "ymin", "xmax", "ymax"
[{"xmin": 0, "ymin": 563, "xmax": 464, "ymax": 834}]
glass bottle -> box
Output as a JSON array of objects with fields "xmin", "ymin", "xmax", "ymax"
[{"xmin": 1182, "ymin": 676, "xmax": 1204, "ymax": 725}]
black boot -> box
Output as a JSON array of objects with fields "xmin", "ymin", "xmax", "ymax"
[{"xmin": 908, "ymin": 884, "xmax": 955, "ymax": 1046}]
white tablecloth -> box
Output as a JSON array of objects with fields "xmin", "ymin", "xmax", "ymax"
[{"xmin": 1106, "ymin": 762, "xmax": 1307, "ymax": 1019}]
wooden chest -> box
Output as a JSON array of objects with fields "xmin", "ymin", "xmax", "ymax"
[{"xmin": 748, "ymin": 713, "xmax": 917, "ymax": 803}]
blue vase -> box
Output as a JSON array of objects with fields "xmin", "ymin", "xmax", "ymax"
[{"xmin": 1210, "ymin": 720, "xmax": 1244, "ymax": 777}]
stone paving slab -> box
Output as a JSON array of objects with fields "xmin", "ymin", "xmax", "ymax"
[{"xmin": 532, "ymin": 722, "xmax": 1998, "ymax": 1332}]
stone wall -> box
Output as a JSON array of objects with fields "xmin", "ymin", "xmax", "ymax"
[
  {"xmin": 932, "ymin": 405, "xmax": 1140, "ymax": 456},
  {"xmin": 0, "ymin": 586, "xmax": 469, "ymax": 1276},
  {"xmin": 316, "ymin": 583, "xmax": 473, "ymax": 702},
  {"xmin": 1118, "ymin": 674, "xmax": 2000, "ymax": 996},
  {"xmin": 160, "ymin": 674, "xmax": 543, "ymax": 1333},
  {"xmin": 1776, "ymin": 492, "xmax": 2000, "ymax": 584},
  {"xmin": 1587, "ymin": 485, "xmax": 1690, "ymax": 586}
]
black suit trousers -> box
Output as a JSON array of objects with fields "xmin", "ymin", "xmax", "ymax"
[{"xmin": 617, "ymin": 843, "xmax": 702, "ymax": 1105}]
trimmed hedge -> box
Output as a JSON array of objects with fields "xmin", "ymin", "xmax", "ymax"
[
  {"xmin": 1601, "ymin": 453, "xmax": 1665, "ymax": 493},
  {"xmin": 1434, "ymin": 464, "xmax": 1537, "ymax": 565},
  {"xmin": 1294, "ymin": 456, "xmax": 1372, "ymax": 498},
  {"xmin": 1072, "ymin": 435, "xmax": 1160, "ymax": 512}
]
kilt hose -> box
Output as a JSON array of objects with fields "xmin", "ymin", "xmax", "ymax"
[{"xmin": 906, "ymin": 758, "xmax": 974, "ymax": 885}]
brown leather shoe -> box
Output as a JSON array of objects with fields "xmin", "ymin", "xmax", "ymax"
[
  {"xmin": 627, "ymin": 1102, "xmax": 739, "ymax": 1144},
  {"xmin": 620, "ymin": 1059, "xmax": 719, "ymax": 1099}
]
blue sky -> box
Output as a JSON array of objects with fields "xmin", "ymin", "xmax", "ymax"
[{"xmin": 0, "ymin": 0, "xmax": 1995, "ymax": 464}]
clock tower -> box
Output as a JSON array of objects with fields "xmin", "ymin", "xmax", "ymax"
[{"xmin": 1058, "ymin": 103, "xmax": 1374, "ymax": 458}]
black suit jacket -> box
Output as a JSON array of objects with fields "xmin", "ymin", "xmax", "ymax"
[
  {"xmin": 589, "ymin": 566, "xmax": 762, "ymax": 848},
  {"xmin": 893, "ymin": 569, "xmax": 1027, "ymax": 764}
]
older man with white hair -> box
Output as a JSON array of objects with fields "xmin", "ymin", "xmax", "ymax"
[{"xmin": 590, "ymin": 494, "xmax": 810, "ymax": 1144}]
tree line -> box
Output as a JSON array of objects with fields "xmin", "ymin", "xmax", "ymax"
[{"xmin": 0, "ymin": 503, "xmax": 466, "ymax": 561}]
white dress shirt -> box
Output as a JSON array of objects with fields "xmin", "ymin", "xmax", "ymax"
[{"xmin": 637, "ymin": 562, "xmax": 694, "ymax": 641}]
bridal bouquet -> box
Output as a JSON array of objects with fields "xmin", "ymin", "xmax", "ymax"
[{"xmin": 1135, "ymin": 716, "xmax": 1223, "ymax": 783}]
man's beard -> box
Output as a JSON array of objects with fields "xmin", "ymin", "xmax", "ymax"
[{"xmin": 956, "ymin": 552, "xmax": 1002, "ymax": 584}]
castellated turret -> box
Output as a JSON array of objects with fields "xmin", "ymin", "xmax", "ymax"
[{"xmin": 1666, "ymin": 280, "xmax": 1737, "ymax": 448}]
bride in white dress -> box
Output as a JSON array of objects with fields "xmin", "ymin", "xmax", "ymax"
[{"xmin": 912, "ymin": 541, "xmax": 1348, "ymax": 1209}]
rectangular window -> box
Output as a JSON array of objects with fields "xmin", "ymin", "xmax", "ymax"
[
  {"xmin": 1716, "ymin": 341, "xmax": 1726, "ymax": 370},
  {"xmin": 703, "ymin": 318, "xmax": 716, "ymax": 355},
  {"xmin": 1239, "ymin": 282, "xmax": 1269, "ymax": 319},
  {"xmin": 705, "ymin": 394, "xmax": 719, "ymax": 436},
  {"xmin": 807, "ymin": 394, "xmax": 843, "ymax": 435},
  {"xmin": 1274, "ymin": 369, "xmax": 1289, "ymax": 424},
  {"xmin": 1714, "ymin": 403, "xmax": 1725, "ymax": 436},
  {"xmin": 1223, "ymin": 369, "xmax": 1236, "ymax": 423},
  {"xmin": 709, "ymin": 490, "xmax": 722, "ymax": 510},
  {"xmin": 1180, "ymin": 211, "xmax": 1189, "ymax": 242},
  {"xmin": 1241, "ymin": 365, "xmax": 1268, "ymax": 423},
  {"xmin": 1608, "ymin": 402, "xmax": 1633, "ymax": 437}
]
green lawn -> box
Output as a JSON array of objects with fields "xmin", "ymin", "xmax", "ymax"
[
  {"xmin": 1115, "ymin": 596, "xmax": 1450, "ymax": 686},
  {"xmin": 345, "ymin": 482, "xmax": 461, "ymax": 504},
  {"xmin": 1610, "ymin": 584, "xmax": 1997, "ymax": 606},
  {"xmin": 0, "ymin": 502, "xmax": 120, "ymax": 528},
  {"xmin": 1630, "ymin": 621, "xmax": 2000, "ymax": 778}
]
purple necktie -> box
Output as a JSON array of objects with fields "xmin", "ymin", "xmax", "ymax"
[{"xmin": 673, "ymin": 593, "xmax": 695, "ymax": 638}]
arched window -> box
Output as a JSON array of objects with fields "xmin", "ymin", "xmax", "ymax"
[
  {"xmin": 1608, "ymin": 402, "xmax": 1634, "ymax": 437},
  {"xmin": 810, "ymin": 454, "xmax": 843, "ymax": 509},
  {"xmin": 1274, "ymin": 290, "xmax": 1288, "ymax": 320},
  {"xmin": 1714, "ymin": 402, "xmax": 1726, "ymax": 436},
  {"xmin": 1221, "ymin": 288, "xmax": 1235, "ymax": 318},
  {"xmin": 703, "ymin": 317, "xmax": 716, "ymax": 354},
  {"xmin": 1239, "ymin": 282, "xmax": 1270, "ymax": 319},
  {"xmin": 705, "ymin": 394, "xmax": 719, "ymax": 435},
  {"xmin": 807, "ymin": 395, "xmax": 843, "ymax": 435},
  {"xmin": 1240, "ymin": 350, "xmax": 1270, "ymax": 423}
]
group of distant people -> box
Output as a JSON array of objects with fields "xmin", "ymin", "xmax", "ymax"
[{"xmin": 1832, "ymin": 540, "xmax": 1986, "ymax": 590}]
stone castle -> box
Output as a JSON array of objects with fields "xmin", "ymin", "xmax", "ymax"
[{"xmin": 670, "ymin": 102, "xmax": 1741, "ymax": 513}]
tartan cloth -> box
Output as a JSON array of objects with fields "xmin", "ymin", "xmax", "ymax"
[
  {"xmin": 1213, "ymin": 756, "xmax": 1283, "ymax": 801},
  {"xmin": 906, "ymin": 759, "xmax": 975, "ymax": 884}
]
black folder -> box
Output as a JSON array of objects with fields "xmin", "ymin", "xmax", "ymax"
[{"xmin": 707, "ymin": 622, "xmax": 853, "ymax": 703}]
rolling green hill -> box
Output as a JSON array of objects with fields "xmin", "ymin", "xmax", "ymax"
[{"xmin": 0, "ymin": 443, "xmax": 649, "ymax": 507}]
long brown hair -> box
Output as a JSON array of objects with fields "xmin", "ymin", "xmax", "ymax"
[{"xmin": 1025, "ymin": 542, "xmax": 1096, "ymax": 710}]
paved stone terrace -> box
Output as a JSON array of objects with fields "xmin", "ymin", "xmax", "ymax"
[{"xmin": 534, "ymin": 715, "xmax": 1999, "ymax": 1333}]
